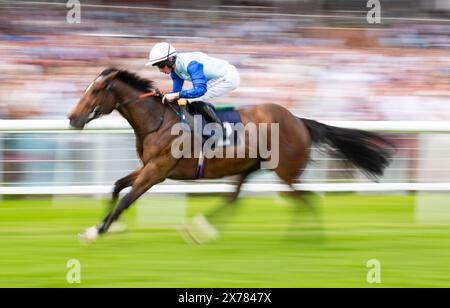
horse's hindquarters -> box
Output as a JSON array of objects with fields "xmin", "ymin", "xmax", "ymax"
[{"xmin": 239, "ymin": 104, "xmax": 311, "ymax": 182}]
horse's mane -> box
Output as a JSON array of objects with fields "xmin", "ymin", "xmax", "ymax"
[{"xmin": 100, "ymin": 67, "xmax": 154, "ymax": 92}]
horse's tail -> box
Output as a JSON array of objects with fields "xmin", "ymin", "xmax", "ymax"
[{"xmin": 299, "ymin": 118, "xmax": 394, "ymax": 178}]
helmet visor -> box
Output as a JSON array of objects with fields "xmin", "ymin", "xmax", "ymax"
[{"xmin": 153, "ymin": 60, "xmax": 167, "ymax": 69}]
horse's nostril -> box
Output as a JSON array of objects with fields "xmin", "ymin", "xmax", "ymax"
[{"xmin": 69, "ymin": 118, "xmax": 83, "ymax": 129}]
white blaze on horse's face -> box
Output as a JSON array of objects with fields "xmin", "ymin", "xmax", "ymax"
[
  {"xmin": 85, "ymin": 81, "xmax": 95, "ymax": 94},
  {"xmin": 85, "ymin": 76, "xmax": 104, "ymax": 94},
  {"xmin": 69, "ymin": 76, "xmax": 106, "ymax": 129}
]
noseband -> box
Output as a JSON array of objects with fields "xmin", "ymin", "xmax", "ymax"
[
  {"xmin": 86, "ymin": 81, "xmax": 115, "ymax": 124},
  {"xmin": 105, "ymin": 81, "xmax": 169, "ymax": 136}
]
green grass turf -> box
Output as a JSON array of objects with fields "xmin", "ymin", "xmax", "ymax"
[{"xmin": 1, "ymin": 193, "xmax": 450, "ymax": 288}]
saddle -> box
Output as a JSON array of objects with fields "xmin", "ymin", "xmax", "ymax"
[
  {"xmin": 176, "ymin": 101, "xmax": 242, "ymax": 179},
  {"xmin": 178, "ymin": 100, "xmax": 241, "ymax": 145}
]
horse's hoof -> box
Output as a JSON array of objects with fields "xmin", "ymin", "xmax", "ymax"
[
  {"xmin": 179, "ymin": 215, "xmax": 219, "ymax": 245},
  {"xmin": 79, "ymin": 226, "xmax": 99, "ymax": 244},
  {"xmin": 178, "ymin": 225, "xmax": 199, "ymax": 245}
]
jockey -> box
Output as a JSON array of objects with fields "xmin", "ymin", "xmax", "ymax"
[{"xmin": 146, "ymin": 42, "xmax": 240, "ymax": 135}]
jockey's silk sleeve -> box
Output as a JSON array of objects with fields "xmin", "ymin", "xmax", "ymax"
[
  {"xmin": 179, "ymin": 61, "xmax": 207, "ymax": 99},
  {"xmin": 171, "ymin": 71, "xmax": 184, "ymax": 93}
]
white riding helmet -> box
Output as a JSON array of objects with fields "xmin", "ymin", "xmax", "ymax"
[{"xmin": 146, "ymin": 42, "xmax": 177, "ymax": 66}]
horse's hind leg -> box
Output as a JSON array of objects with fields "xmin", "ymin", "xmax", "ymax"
[
  {"xmin": 183, "ymin": 165, "xmax": 259, "ymax": 244},
  {"xmin": 206, "ymin": 163, "xmax": 259, "ymax": 221},
  {"xmin": 275, "ymin": 163, "xmax": 317, "ymax": 209},
  {"xmin": 272, "ymin": 138, "xmax": 324, "ymax": 243},
  {"xmin": 273, "ymin": 124, "xmax": 317, "ymax": 208},
  {"xmin": 228, "ymin": 172, "xmax": 250, "ymax": 204},
  {"xmin": 274, "ymin": 160, "xmax": 324, "ymax": 244},
  {"xmin": 205, "ymin": 172, "xmax": 247, "ymax": 222},
  {"xmin": 227, "ymin": 163, "xmax": 260, "ymax": 204}
]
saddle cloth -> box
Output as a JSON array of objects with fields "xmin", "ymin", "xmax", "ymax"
[{"xmin": 181, "ymin": 103, "xmax": 242, "ymax": 145}]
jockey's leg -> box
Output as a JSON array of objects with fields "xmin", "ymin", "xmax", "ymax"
[
  {"xmin": 193, "ymin": 101, "xmax": 224, "ymax": 126},
  {"xmin": 190, "ymin": 65, "xmax": 239, "ymax": 104},
  {"xmin": 190, "ymin": 101, "xmax": 228, "ymax": 140},
  {"xmin": 189, "ymin": 66, "xmax": 240, "ymax": 139}
]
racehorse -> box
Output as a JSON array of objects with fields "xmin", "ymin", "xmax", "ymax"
[{"xmin": 68, "ymin": 68, "xmax": 393, "ymax": 241}]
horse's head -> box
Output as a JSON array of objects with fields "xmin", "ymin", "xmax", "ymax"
[{"xmin": 68, "ymin": 70, "xmax": 120, "ymax": 129}]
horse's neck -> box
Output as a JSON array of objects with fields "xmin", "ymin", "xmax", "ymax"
[
  {"xmin": 116, "ymin": 87, "xmax": 176, "ymax": 137},
  {"xmin": 118, "ymin": 99, "xmax": 159, "ymax": 135}
]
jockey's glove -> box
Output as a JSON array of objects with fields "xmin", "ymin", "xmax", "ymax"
[
  {"xmin": 162, "ymin": 92, "xmax": 179, "ymax": 104},
  {"xmin": 155, "ymin": 88, "xmax": 167, "ymax": 96}
]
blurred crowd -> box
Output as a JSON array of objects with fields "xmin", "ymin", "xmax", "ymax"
[{"xmin": 0, "ymin": 0, "xmax": 449, "ymax": 121}]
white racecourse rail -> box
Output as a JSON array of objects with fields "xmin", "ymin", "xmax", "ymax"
[{"xmin": 0, "ymin": 119, "xmax": 450, "ymax": 195}]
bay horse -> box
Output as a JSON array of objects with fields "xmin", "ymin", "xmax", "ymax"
[{"xmin": 68, "ymin": 68, "xmax": 393, "ymax": 241}]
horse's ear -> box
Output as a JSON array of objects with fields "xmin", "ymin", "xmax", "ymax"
[
  {"xmin": 104, "ymin": 70, "xmax": 119, "ymax": 82},
  {"xmin": 102, "ymin": 71, "xmax": 120, "ymax": 91}
]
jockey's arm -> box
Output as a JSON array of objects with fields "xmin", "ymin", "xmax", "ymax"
[
  {"xmin": 171, "ymin": 71, "xmax": 184, "ymax": 92},
  {"xmin": 179, "ymin": 61, "xmax": 207, "ymax": 99}
]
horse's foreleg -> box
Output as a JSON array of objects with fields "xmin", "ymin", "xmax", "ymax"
[
  {"xmin": 100, "ymin": 168, "xmax": 143, "ymax": 231},
  {"xmin": 98, "ymin": 157, "xmax": 176, "ymax": 235},
  {"xmin": 109, "ymin": 168, "xmax": 143, "ymax": 208}
]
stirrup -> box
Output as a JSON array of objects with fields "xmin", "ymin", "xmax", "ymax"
[{"xmin": 213, "ymin": 122, "xmax": 232, "ymax": 147}]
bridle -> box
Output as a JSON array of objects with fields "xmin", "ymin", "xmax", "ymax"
[
  {"xmin": 85, "ymin": 81, "xmax": 116, "ymax": 124},
  {"xmin": 113, "ymin": 83, "xmax": 181, "ymax": 118},
  {"xmin": 87, "ymin": 79, "xmax": 180, "ymax": 136}
]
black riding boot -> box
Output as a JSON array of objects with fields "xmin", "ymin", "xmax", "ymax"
[{"xmin": 193, "ymin": 102, "xmax": 227, "ymax": 139}]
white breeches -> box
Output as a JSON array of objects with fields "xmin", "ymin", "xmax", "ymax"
[{"xmin": 188, "ymin": 65, "xmax": 240, "ymax": 103}]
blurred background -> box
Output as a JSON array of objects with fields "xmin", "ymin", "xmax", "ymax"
[
  {"xmin": 0, "ymin": 0, "xmax": 450, "ymax": 288},
  {"xmin": 1, "ymin": 0, "xmax": 449, "ymax": 120},
  {"xmin": 0, "ymin": 0, "xmax": 448, "ymax": 187}
]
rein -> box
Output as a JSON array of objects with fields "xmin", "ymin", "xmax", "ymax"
[
  {"xmin": 136, "ymin": 90, "xmax": 181, "ymax": 118},
  {"xmin": 115, "ymin": 89, "xmax": 162, "ymax": 109},
  {"xmin": 113, "ymin": 88, "xmax": 180, "ymax": 137}
]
